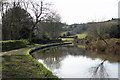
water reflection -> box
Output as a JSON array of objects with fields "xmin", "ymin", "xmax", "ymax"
[
  {"xmin": 33, "ymin": 46, "xmax": 86, "ymax": 70},
  {"xmin": 32, "ymin": 46, "xmax": 119, "ymax": 78},
  {"xmin": 85, "ymin": 52, "xmax": 120, "ymax": 63},
  {"xmin": 89, "ymin": 59, "xmax": 109, "ymax": 79}
]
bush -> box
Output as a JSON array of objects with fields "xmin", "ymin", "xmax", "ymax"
[
  {"xmin": 92, "ymin": 45, "xmax": 96, "ymax": 51},
  {"xmin": 96, "ymin": 41, "xmax": 107, "ymax": 52},
  {"xmin": 62, "ymin": 34, "xmax": 66, "ymax": 37},
  {"xmin": 0, "ymin": 40, "xmax": 30, "ymax": 51},
  {"xmin": 66, "ymin": 32, "xmax": 71, "ymax": 36},
  {"xmin": 109, "ymin": 25, "xmax": 120, "ymax": 38},
  {"xmin": 116, "ymin": 40, "xmax": 120, "ymax": 46},
  {"xmin": 88, "ymin": 40, "xmax": 107, "ymax": 52}
]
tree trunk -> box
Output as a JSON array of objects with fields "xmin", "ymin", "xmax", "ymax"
[
  {"xmin": 29, "ymin": 24, "xmax": 36, "ymax": 43},
  {"xmin": 29, "ymin": 29, "xmax": 33, "ymax": 43},
  {"xmin": 97, "ymin": 33, "xmax": 108, "ymax": 45}
]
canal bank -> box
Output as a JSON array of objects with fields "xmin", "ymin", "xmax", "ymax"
[
  {"xmin": 2, "ymin": 45, "xmax": 55, "ymax": 79},
  {"xmin": 29, "ymin": 42, "xmax": 72, "ymax": 55},
  {"xmin": 2, "ymin": 43, "xmax": 71, "ymax": 79}
]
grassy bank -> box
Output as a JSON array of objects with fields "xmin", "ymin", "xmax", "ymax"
[
  {"xmin": 2, "ymin": 45, "xmax": 58, "ymax": 79},
  {"xmin": 87, "ymin": 38, "xmax": 120, "ymax": 55}
]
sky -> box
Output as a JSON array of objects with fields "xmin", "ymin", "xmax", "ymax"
[
  {"xmin": 45, "ymin": 0, "xmax": 120, "ymax": 25},
  {"xmin": 1, "ymin": 0, "xmax": 120, "ymax": 25}
]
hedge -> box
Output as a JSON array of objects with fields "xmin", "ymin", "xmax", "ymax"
[{"xmin": 0, "ymin": 40, "xmax": 30, "ymax": 51}]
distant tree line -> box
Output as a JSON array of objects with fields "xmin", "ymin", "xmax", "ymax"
[
  {"xmin": 63, "ymin": 24, "xmax": 89, "ymax": 36},
  {"xmin": 63, "ymin": 19, "xmax": 120, "ymax": 41},
  {"xmin": 87, "ymin": 20, "xmax": 120, "ymax": 42}
]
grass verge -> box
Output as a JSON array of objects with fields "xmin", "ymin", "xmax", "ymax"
[{"xmin": 2, "ymin": 44, "xmax": 58, "ymax": 79}]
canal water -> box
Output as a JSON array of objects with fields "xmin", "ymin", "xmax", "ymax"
[{"xmin": 32, "ymin": 45, "xmax": 119, "ymax": 78}]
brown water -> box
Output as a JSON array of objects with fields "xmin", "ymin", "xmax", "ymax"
[{"xmin": 32, "ymin": 46, "xmax": 119, "ymax": 78}]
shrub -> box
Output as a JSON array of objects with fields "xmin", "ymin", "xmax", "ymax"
[
  {"xmin": 0, "ymin": 40, "xmax": 30, "ymax": 51},
  {"xmin": 96, "ymin": 41, "xmax": 107, "ymax": 52},
  {"xmin": 62, "ymin": 34, "xmax": 66, "ymax": 37},
  {"xmin": 109, "ymin": 25, "xmax": 120, "ymax": 38},
  {"xmin": 116, "ymin": 40, "xmax": 120, "ymax": 46},
  {"xmin": 92, "ymin": 45, "xmax": 96, "ymax": 51},
  {"xmin": 66, "ymin": 32, "xmax": 71, "ymax": 36}
]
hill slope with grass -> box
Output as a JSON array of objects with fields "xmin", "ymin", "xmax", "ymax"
[{"xmin": 62, "ymin": 18, "xmax": 118, "ymax": 37}]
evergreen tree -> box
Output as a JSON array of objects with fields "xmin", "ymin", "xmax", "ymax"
[{"xmin": 2, "ymin": 5, "xmax": 33, "ymax": 40}]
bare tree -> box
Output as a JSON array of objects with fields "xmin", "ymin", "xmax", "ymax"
[
  {"xmin": 87, "ymin": 22, "xmax": 114, "ymax": 45},
  {"xmin": 0, "ymin": 0, "xmax": 10, "ymax": 17},
  {"xmin": 0, "ymin": 0, "xmax": 9, "ymax": 41},
  {"xmin": 35, "ymin": 12, "xmax": 63, "ymax": 40},
  {"xmin": 45, "ymin": 12, "xmax": 62, "ymax": 40},
  {"xmin": 89, "ymin": 59, "xmax": 109, "ymax": 79},
  {"xmin": 27, "ymin": 0, "xmax": 53, "ymax": 42}
]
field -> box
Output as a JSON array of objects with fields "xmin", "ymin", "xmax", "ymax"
[
  {"xmin": 61, "ymin": 38, "xmax": 74, "ymax": 41},
  {"xmin": 75, "ymin": 33, "xmax": 87, "ymax": 39},
  {"xmin": 60, "ymin": 33, "xmax": 87, "ymax": 42}
]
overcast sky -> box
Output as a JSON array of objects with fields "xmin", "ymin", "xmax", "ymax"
[
  {"xmin": 45, "ymin": 0, "xmax": 120, "ymax": 25},
  {"xmin": 1, "ymin": 0, "xmax": 120, "ymax": 25}
]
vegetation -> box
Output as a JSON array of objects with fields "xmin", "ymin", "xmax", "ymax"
[
  {"xmin": 1, "ymin": 40, "xmax": 30, "ymax": 51},
  {"xmin": 87, "ymin": 38, "xmax": 120, "ymax": 54},
  {"xmin": 63, "ymin": 19, "xmax": 119, "ymax": 41},
  {"xmin": 109, "ymin": 25, "xmax": 120, "ymax": 38},
  {"xmin": 2, "ymin": 45, "xmax": 58, "ymax": 78},
  {"xmin": 62, "ymin": 23, "xmax": 88, "ymax": 36},
  {"xmin": 2, "ymin": 5, "xmax": 33, "ymax": 40},
  {"xmin": 85, "ymin": 19, "xmax": 120, "ymax": 54},
  {"xmin": 75, "ymin": 33, "xmax": 86, "ymax": 39},
  {"xmin": 1, "ymin": 0, "xmax": 63, "ymax": 42},
  {"xmin": 63, "ymin": 19, "xmax": 120, "ymax": 54},
  {"xmin": 0, "ymin": 0, "xmax": 64, "ymax": 78},
  {"xmin": 1, "ymin": 0, "xmax": 120, "ymax": 78},
  {"xmin": 35, "ymin": 19, "xmax": 64, "ymax": 40},
  {"xmin": 87, "ymin": 20, "xmax": 118, "ymax": 42}
]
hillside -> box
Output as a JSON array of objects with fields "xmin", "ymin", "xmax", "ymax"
[{"xmin": 62, "ymin": 18, "xmax": 118, "ymax": 36}]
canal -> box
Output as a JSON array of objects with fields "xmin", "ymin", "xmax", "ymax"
[{"xmin": 32, "ymin": 45, "xmax": 119, "ymax": 78}]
